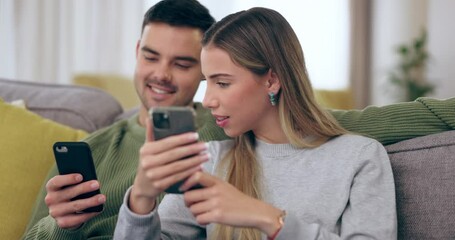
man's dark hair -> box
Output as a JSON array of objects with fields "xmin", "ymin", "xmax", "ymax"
[{"xmin": 142, "ymin": 0, "xmax": 215, "ymax": 34}]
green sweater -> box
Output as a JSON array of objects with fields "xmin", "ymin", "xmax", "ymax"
[{"xmin": 23, "ymin": 98, "xmax": 455, "ymax": 239}]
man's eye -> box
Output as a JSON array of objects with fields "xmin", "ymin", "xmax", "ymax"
[
  {"xmin": 142, "ymin": 54, "xmax": 158, "ymax": 62},
  {"xmin": 175, "ymin": 63, "xmax": 191, "ymax": 69},
  {"xmin": 144, "ymin": 55, "xmax": 157, "ymax": 62}
]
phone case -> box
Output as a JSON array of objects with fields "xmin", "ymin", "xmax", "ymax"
[
  {"xmin": 53, "ymin": 142, "xmax": 103, "ymax": 212},
  {"xmin": 150, "ymin": 107, "xmax": 202, "ymax": 193},
  {"xmin": 151, "ymin": 106, "xmax": 196, "ymax": 140}
]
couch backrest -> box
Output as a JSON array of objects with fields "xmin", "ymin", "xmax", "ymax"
[
  {"xmin": 386, "ymin": 130, "xmax": 455, "ymax": 239},
  {"xmin": 0, "ymin": 78, "xmax": 123, "ymax": 132}
]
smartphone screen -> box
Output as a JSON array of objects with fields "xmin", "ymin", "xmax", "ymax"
[
  {"xmin": 150, "ymin": 107, "xmax": 202, "ymax": 193},
  {"xmin": 53, "ymin": 142, "xmax": 104, "ymax": 213}
]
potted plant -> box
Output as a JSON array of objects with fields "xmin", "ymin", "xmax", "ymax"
[{"xmin": 389, "ymin": 29, "xmax": 434, "ymax": 101}]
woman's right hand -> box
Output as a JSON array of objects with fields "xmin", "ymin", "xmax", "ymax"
[{"xmin": 129, "ymin": 118, "xmax": 209, "ymax": 214}]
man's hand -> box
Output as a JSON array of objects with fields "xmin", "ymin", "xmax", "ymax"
[{"xmin": 45, "ymin": 174, "xmax": 106, "ymax": 229}]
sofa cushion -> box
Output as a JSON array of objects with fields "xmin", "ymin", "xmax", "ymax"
[
  {"xmin": 386, "ymin": 130, "xmax": 455, "ymax": 239},
  {"xmin": 0, "ymin": 98, "xmax": 88, "ymax": 240},
  {"xmin": 0, "ymin": 78, "xmax": 123, "ymax": 132},
  {"xmin": 73, "ymin": 73, "xmax": 140, "ymax": 110}
]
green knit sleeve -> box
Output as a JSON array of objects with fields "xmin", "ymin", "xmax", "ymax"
[
  {"xmin": 21, "ymin": 165, "xmax": 86, "ymax": 240},
  {"xmin": 22, "ymin": 165, "xmax": 58, "ymax": 238},
  {"xmin": 330, "ymin": 97, "xmax": 455, "ymax": 145},
  {"xmin": 23, "ymin": 215, "xmax": 86, "ymax": 240}
]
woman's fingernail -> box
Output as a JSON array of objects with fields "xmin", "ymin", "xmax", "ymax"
[
  {"xmin": 201, "ymin": 153, "xmax": 210, "ymax": 161},
  {"xmin": 190, "ymin": 133, "xmax": 199, "ymax": 140}
]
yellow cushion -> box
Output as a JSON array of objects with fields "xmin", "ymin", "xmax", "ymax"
[
  {"xmin": 314, "ymin": 89, "xmax": 355, "ymax": 110},
  {"xmin": 73, "ymin": 73, "xmax": 139, "ymax": 110},
  {"xmin": 0, "ymin": 98, "xmax": 87, "ymax": 240}
]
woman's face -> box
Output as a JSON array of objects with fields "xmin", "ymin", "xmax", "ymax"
[{"xmin": 201, "ymin": 47, "xmax": 275, "ymax": 138}]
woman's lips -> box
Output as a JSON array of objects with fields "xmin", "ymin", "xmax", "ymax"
[{"xmin": 214, "ymin": 115, "xmax": 229, "ymax": 128}]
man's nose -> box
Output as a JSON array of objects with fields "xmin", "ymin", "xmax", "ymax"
[{"xmin": 153, "ymin": 63, "xmax": 171, "ymax": 81}]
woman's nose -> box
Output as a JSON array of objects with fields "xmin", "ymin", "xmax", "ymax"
[{"xmin": 202, "ymin": 87, "xmax": 217, "ymax": 109}]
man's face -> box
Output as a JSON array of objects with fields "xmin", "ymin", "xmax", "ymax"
[{"xmin": 134, "ymin": 23, "xmax": 204, "ymax": 112}]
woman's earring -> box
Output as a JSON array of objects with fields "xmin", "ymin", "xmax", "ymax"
[{"xmin": 268, "ymin": 92, "xmax": 277, "ymax": 106}]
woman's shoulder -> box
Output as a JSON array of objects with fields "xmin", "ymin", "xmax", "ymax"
[
  {"xmin": 319, "ymin": 134, "xmax": 388, "ymax": 164},
  {"xmin": 330, "ymin": 134, "xmax": 382, "ymax": 148}
]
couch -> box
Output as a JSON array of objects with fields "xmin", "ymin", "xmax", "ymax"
[{"xmin": 1, "ymin": 78, "xmax": 454, "ymax": 239}]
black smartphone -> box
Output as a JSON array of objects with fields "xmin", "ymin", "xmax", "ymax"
[
  {"xmin": 53, "ymin": 142, "xmax": 104, "ymax": 213},
  {"xmin": 150, "ymin": 106, "xmax": 203, "ymax": 194}
]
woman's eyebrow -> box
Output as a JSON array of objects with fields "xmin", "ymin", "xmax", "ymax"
[{"xmin": 206, "ymin": 73, "xmax": 232, "ymax": 80}]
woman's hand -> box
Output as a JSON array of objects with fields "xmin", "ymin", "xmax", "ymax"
[
  {"xmin": 129, "ymin": 119, "xmax": 209, "ymax": 214},
  {"xmin": 181, "ymin": 172, "xmax": 283, "ymax": 237}
]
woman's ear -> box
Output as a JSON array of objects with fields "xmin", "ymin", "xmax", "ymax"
[{"xmin": 266, "ymin": 70, "xmax": 281, "ymax": 93}]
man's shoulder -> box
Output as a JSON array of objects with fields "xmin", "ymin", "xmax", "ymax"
[{"xmin": 83, "ymin": 118, "xmax": 130, "ymax": 146}]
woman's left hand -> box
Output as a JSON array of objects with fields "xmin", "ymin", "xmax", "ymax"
[{"xmin": 180, "ymin": 172, "xmax": 282, "ymax": 236}]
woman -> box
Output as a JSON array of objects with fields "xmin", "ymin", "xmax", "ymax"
[{"xmin": 114, "ymin": 7, "xmax": 397, "ymax": 240}]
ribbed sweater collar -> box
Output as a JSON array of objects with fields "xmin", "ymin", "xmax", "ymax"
[
  {"xmin": 127, "ymin": 114, "xmax": 146, "ymax": 142},
  {"xmin": 255, "ymin": 139, "xmax": 303, "ymax": 159}
]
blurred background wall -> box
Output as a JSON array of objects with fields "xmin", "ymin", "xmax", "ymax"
[{"xmin": 1, "ymin": 0, "xmax": 454, "ymax": 108}]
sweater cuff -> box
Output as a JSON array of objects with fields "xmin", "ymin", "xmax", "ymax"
[
  {"xmin": 122, "ymin": 186, "xmax": 159, "ymax": 226},
  {"xmin": 275, "ymin": 211, "xmax": 320, "ymax": 239},
  {"xmin": 113, "ymin": 186, "xmax": 161, "ymax": 239},
  {"xmin": 26, "ymin": 215, "xmax": 86, "ymax": 239}
]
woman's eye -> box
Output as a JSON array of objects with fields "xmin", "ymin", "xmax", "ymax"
[{"xmin": 216, "ymin": 82, "xmax": 230, "ymax": 88}]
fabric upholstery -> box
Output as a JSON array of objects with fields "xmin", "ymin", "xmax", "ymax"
[
  {"xmin": 73, "ymin": 74, "xmax": 140, "ymax": 110},
  {"xmin": 314, "ymin": 89, "xmax": 355, "ymax": 110},
  {"xmin": 0, "ymin": 78, "xmax": 123, "ymax": 133},
  {"xmin": 2, "ymin": 78, "xmax": 454, "ymax": 239},
  {"xmin": 386, "ymin": 130, "xmax": 455, "ymax": 239},
  {"xmin": 0, "ymin": 98, "xmax": 88, "ymax": 240}
]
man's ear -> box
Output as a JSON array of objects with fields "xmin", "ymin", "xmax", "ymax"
[
  {"xmin": 266, "ymin": 70, "xmax": 281, "ymax": 93},
  {"xmin": 135, "ymin": 40, "xmax": 141, "ymax": 59}
]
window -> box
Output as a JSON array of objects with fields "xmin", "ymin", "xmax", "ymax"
[{"xmin": 188, "ymin": 0, "xmax": 350, "ymax": 101}]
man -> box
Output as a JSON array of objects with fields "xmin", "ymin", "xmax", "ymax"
[
  {"xmin": 23, "ymin": 0, "xmax": 455, "ymax": 238},
  {"xmin": 23, "ymin": 0, "xmax": 218, "ymax": 238}
]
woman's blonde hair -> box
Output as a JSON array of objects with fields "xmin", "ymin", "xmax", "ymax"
[{"xmin": 202, "ymin": 7, "xmax": 347, "ymax": 239}]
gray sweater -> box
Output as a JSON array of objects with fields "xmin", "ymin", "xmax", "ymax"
[{"xmin": 114, "ymin": 134, "xmax": 397, "ymax": 239}]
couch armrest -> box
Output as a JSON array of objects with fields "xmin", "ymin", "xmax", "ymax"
[
  {"xmin": 386, "ymin": 130, "xmax": 455, "ymax": 239},
  {"xmin": 0, "ymin": 78, "xmax": 123, "ymax": 132}
]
